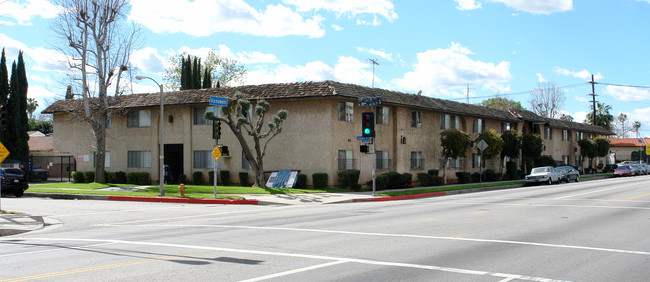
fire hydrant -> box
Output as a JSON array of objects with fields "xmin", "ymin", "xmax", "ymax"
[{"xmin": 179, "ymin": 183, "xmax": 186, "ymax": 197}]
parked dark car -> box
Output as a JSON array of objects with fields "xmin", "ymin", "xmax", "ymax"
[
  {"xmin": 28, "ymin": 163, "xmax": 49, "ymax": 181},
  {"xmin": 556, "ymin": 166, "xmax": 580, "ymax": 182},
  {"xmin": 0, "ymin": 167, "xmax": 29, "ymax": 197}
]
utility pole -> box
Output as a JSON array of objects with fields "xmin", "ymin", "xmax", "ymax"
[
  {"xmin": 466, "ymin": 85, "xmax": 473, "ymax": 104},
  {"xmin": 589, "ymin": 74, "xmax": 598, "ymax": 126},
  {"xmin": 370, "ymin": 59, "xmax": 379, "ymax": 88}
]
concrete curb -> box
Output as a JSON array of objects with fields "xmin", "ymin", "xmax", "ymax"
[{"xmin": 25, "ymin": 193, "xmax": 258, "ymax": 205}]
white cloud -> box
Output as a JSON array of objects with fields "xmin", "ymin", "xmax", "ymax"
[
  {"xmin": 573, "ymin": 111, "xmax": 588, "ymax": 123},
  {"xmin": 129, "ymin": 0, "xmax": 325, "ymax": 38},
  {"xmin": 603, "ymin": 85, "xmax": 650, "ymax": 102},
  {"xmin": 455, "ymin": 0, "xmax": 482, "ymax": 10},
  {"xmin": 492, "ymin": 0, "xmax": 572, "ymax": 15},
  {"xmin": 536, "ymin": 73, "xmax": 546, "ymax": 82},
  {"xmin": 0, "ymin": 33, "xmax": 68, "ymax": 73},
  {"xmin": 285, "ymin": 0, "xmax": 398, "ymax": 21},
  {"xmin": 0, "ymin": 0, "xmax": 60, "ymax": 26},
  {"xmin": 332, "ymin": 24, "xmax": 344, "ymax": 31},
  {"xmin": 356, "ymin": 15, "xmax": 381, "ymax": 26},
  {"xmin": 174, "ymin": 45, "xmax": 280, "ymax": 65},
  {"xmin": 626, "ymin": 107, "xmax": 650, "ymax": 128},
  {"xmin": 131, "ymin": 47, "xmax": 166, "ymax": 75},
  {"xmin": 245, "ymin": 56, "xmax": 373, "ymax": 86},
  {"xmin": 393, "ymin": 43, "xmax": 512, "ymax": 97},
  {"xmin": 449, "ymin": 42, "xmax": 474, "ymax": 55},
  {"xmin": 357, "ymin": 47, "xmax": 393, "ymax": 62},
  {"xmin": 554, "ymin": 67, "xmax": 603, "ymax": 81},
  {"xmin": 574, "ymin": 96, "xmax": 589, "ymax": 103}
]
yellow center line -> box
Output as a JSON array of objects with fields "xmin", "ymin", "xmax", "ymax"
[
  {"xmin": 611, "ymin": 192, "xmax": 650, "ymax": 203},
  {"xmin": 420, "ymin": 218, "xmax": 439, "ymax": 222},
  {"xmin": 2, "ymin": 254, "xmax": 181, "ymax": 282},
  {"xmin": 472, "ymin": 211, "xmax": 488, "ymax": 214},
  {"xmin": 451, "ymin": 234, "xmax": 472, "ymax": 238}
]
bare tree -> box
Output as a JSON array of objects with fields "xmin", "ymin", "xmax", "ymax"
[
  {"xmin": 52, "ymin": 0, "xmax": 139, "ymax": 183},
  {"xmin": 205, "ymin": 92, "xmax": 288, "ymax": 187},
  {"xmin": 529, "ymin": 82, "xmax": 565, "ymax": 119}
]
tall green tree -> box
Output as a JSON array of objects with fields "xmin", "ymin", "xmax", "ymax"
[
  {"xmin": 585, "ymin": 102, "xmax": 614, "ymax": 130},
  {"xmin": 164, "ymin": 49, "xmax": 246, "ymax": 90},
  {"xmin": 6, "ymin": 52, "xmax": 29, "ymax": 162},
  {"xmin": 578, "ymin": 139, "xmax": 597, "ymax": 172},
  {"xmin": 202, "ymin": 68, "xmax": 212, "ymax": 89},
  {"xmin": 480, "ymin": 97, "xmax": 524, "ymax": 110},
  {"xmin": 500, "ymin": 130, "xmax": 522, "ymax": 175},
  {"xmin": 0, "ymin": 48, "xmax": 9, "ymax": 147},
  {"xmin": 521, "ymin": 133, "xmax": 543, "ymax": 173},
  {"xmin": 440, "ymin": 129, "xmax": 471, "ymax": 183},
  {"xmin": 475, "ymin": 129, "xmax": 503, "ymax": 161},
  {"xmin": 205, "ymin": 92, "xmax": 288, "ymax": 187},
  {"xmin": 594, "ymin": 137, "xmax": 610, "ymax": 170}
]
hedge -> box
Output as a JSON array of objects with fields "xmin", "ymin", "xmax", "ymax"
[
  {"xmin": 84, "ymin": 171, "xmax": 95, "ymax": 183},
  {"xmin": 127, "ymin": 172, "xmax": 150, "ymax": 185},
  {"xmin": 506, "ymin": 161, "xmax": 518, "ymax": 180},
  {"xmin": 456, "ymin": 172, "xmax": 471, "ymax": 184},
  {"xmin": 417, "ymin": 173, "xmax": 434, "ymax": 186},
  {"xmin": 220, "ymin": 170, "xmax": 230, "ymax": 186},
  {"xmin": 295, "ymin": 174, "xmax": 307, "ymax": 189},
  {"xmin": 114, "ymin": 171, "xmax": 127, "ymax": 184},
  {"xmin": 338, "ymin": 169, "xmax": 360, "ymax": 189},
  {"xmin": 313, "ymin": 173, "xmax": 328, "ymax": 189},
  {"xmin": 72, "ymin": 171, "xmax": 85, "ymax": 183},
  {"xmin": 239, "ymin": 172, "xmax": 249, "ymax": 186},
  {"xmin": 192, "ymin": 171, "xmax": 203, "ymax": 184}
]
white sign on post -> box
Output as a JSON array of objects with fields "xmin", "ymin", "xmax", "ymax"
[{"xmin": 477, "ymin": 139, "xmax": 489, "ymax": 152}]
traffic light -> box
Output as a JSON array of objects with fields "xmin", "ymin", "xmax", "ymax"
[
  {"xmin": 361, "ymin": 112, "xmax": 375, "ymax": 138},
  {"xmin": 213, "ymin": 120, "xmax": 221, "ymax": 139},
  {"xmin": 0, "ymin": 103, "xmax": 6, "ymax": 130}
]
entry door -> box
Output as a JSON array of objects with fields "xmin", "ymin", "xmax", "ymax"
[{"xmin": 164, "ymin": 144, "xmax": 183, "ymax": 184}]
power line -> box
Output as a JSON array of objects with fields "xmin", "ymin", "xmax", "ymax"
[
  {"xmin": 447, "ymin": 82, "xmax": 588, "ymax": 101},
  {"xmin": 594, "ymin": 82, "xmax": 650, "ymax": 89}
]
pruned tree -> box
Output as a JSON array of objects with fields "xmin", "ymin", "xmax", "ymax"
[
  {"xmin": 440, "ymin": 129, "xmax": 471, "ymax": 184},
  {"xmin": 585, "ymin": 102, "xmax": 614, "ymax": 130},
  {"xmin": 521, "ymin": 133, "xmax": 543, "ymax": 174},
  {"xmin": 205, "ymin": 91, "xmax": 288, "ymax": 187},
  {"xmin": 594, "ymin": 137, "xmax": 610, "ymax": 170},
  {"xmin": 480, "ymin": 96, "xmax": 523, "ymax": 111},
  {"xmin": 164, "ymin": 49, "xmax": 246, "ymax": 91},
  {"xmin": 529, "ymin": 82, "xmax": 565, "ymax": 119},
  {"xmin": 578, "ymin": 139, "xmax": 596, "ymax": 173},
  {"xmin": 500, "ymin": 130, "xmax": 521, "ymax": 175},
  {"xmin": 52, "ymin": 0, "xmax": 139, "ymax": 183},
  {"xmin": 475, "ymin": 129, "xmax": 503, "ymax": 161}
]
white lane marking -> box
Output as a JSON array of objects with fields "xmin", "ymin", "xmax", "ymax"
[
  {"xmin": 94, "ymin": 223, "xmax": 650, "ymax": 256},
  {"xmin": 110, "ymin": 206, "xmax": 297, "ymax": 225},
  {"xmin": 239, "ymin": 261, "xmax": 347, "ymax": 282},
  {"xmin": 3, "ymin": 238, "xmax": 568, "ymax": 282},
  {"xmin": 554, "ymin": 185, "xmax": 628, "ymax": 200}
]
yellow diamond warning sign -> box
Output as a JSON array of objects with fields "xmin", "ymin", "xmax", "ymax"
[
  {"xmin": 212, "ymin": 146, "xmax": 222, "ymax": 162},
  {"xmin": 0, "ymin": 141, "xmax": 9, "ymax": 164}
]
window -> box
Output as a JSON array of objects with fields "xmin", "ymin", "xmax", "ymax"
[
  {"xmin": 440, "ymin": 153, "xmax": 461, "ymax": 169},
  {"xmin": 472, "ymin": 153, "xmax": 485, "ymax": 168},
  {"xmin": 376, "ymin": 150, "xmax": 390, "ymax": 170},
  {"xmin": 411, "ymin": 151, "xmax": 424, "ymax": 170},
  {"xmin": 473, "ymin": 118, "xmax": 485, "ymax": 133},
  {"xmin": 338, "ymin": 101, "xmax": 354, "ymax": 122},
  {"xmin": 127, "ymin": 110, "xmax": 151, "ymax": 127},
  {"xmin": 575, "ymin": 155, "xmax": 583, "ymax": 166},
  {"xmin": 93, "ymin": 151, "xmax": 110, "ymax": 168},
  {"xmin": 559, "ymin": 130, "xmax": 566, "ymax": 141},
  {"xmin": 127, "ymin": 151, "xmax": 151, "ymax": 168},
  {"xmin": 193, "ymin": 150, "xmax": 215, "ymax": 169},
  {"xmin": 440, "ymin": 114, "xmax": 460, "ymax": 130},
  {"xmin": 411, "ymin": 111, "xmax": 422, "ymax": 128},
  {"xmin": 193, "ymin": 106, "xmax": 219, "ymax": 125},
  {"xmin": 562, "ymin": 155, "xmax": 569, "ymax": 165},
  {"xmin": 501, "ymin": 122, "xmax": 512, "ymax": 132},
  {"xmin": 242, "ymin": 150, "xmax": 252, "ymax": 170},
  {"xmin": 376, "ymin": 106, "xmax": 389, "ymax": 125},
  {"xmin": 242, "ymin": 107, "xmax": 254, "ymax": 123},
  {"xmin": 544, "ymin": 127, "xmax": 552, "ymax": 140},
  {"xmin": 338, "ymin": 150, "xmax": 354, "ymax": 170},
  {"xmin": 576, "ymin": 131, "xmax": 583, "ymax": 140}
]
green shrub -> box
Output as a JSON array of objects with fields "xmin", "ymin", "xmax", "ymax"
[
  {"xmin": 312, "ymin": 173, "xmax": 328, "ymax": 189},
  {"xmin": 428, "ymin": 169, "xmax": 440, "ymax": 176},
  {"xmin": 384, "ymin": 172, "xmax": 402, "ymax": 189},
  {"xmin": 534, "ymin": 155, "xmax": 556, "ymax": 167},
  {"xmin": 208, "ymin": 171, "xmax": 215, "ymax": 184},
  {"xmin": 192, "ymin": 171, "xmax": 204, "ymax": 184},
  {"xmin": 471, "ymin": 172, "xmax": 482, "ymax": 183},
  {"xmin": 114, "ymin": 171, "xmax": 127, "ymax": 184},
  {"xmin": 401, "ymin": 173, "xmax": 413, "ymax": 188},
  {"xmin": 71, "ymin": 171, "xmax": 85, "ymax": 183},
  {"xmin": 219, "ymin": 170, "xmax": 230, "ymax": 186},
  {"xmin": 295, "ymin": 174, "xmax": 307, "ymax": 189},
  {"xmin": 603, "ymin": 164, "xmax": 617, "ymax": 173},
  {"xmin": 127, "ymin": 172, "xmax": 150, "ymax": 185},
  {"xmin": 349, "ymin": 183, "xmax": 362, "ymax": 192},
  {"xmin": 84, "ymin": 171, "xmax": 95, "ymax": 183},
  {"xmin": 105, "ymin": 172, "xmax": 115, "ymax": 183},
  {"xmin": 506, "ymin": 161, "xmax": 518, "ymax": 180},
  {"xmin": 433, "ymin": 175, "xmax": 444, "ymax": 186},
  {"xmin": 456, "ymin": 172, "xmax": 471, "ymax": 184},
  {"xmin": 485, "ymin": 169, "xmax": 500, "ymax": 182},
  {"xmin": 417, "ymin": 173, "xmax": 434, "ymax": 186},
  {"xmin": 239, "ymin": 172, "xmax": 249, "ymax": 186},
  {"xmin": 338, "ymin": 169, "xmax": 360, "ymax": 189},
  {"xmin": 368, "ymin": 174, "xmax": 389, "ymax": 190},
  {"xmin": 178, "ymin": 173, "xmax": 187, "ymax": 184}
]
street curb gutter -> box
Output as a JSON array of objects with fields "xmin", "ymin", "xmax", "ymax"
[{"xmin": 25, "ymin": 193, "xmax": 258, "ymax": 205}]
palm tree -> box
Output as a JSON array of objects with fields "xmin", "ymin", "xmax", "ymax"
[{"xmin": 585, "ymin": 102, "xmax": 614, "ymax": 130}]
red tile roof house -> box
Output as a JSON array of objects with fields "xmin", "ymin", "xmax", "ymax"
[{"xmin": 609, "ymin": 138, "xmax": 650, "ymax": 162}]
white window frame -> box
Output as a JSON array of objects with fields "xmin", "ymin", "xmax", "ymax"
[
  {"xmin": 194, "ymin": 106, "xmax": 219, "ymax": 125},
  {"xmin": 127, "ymin": 110, "xmax": 152, "ymax": 128},
  {"xmin": 441, "ymin": 114, "xmax": 460, "ymax": 130},
  {"xmin": 193, "ymin": 150, "xmax": 216, "ymax": 169},
  {"xmin": 411, "ymin": 110, "xmax": 422, "ymax": 128},
  {"xmin": 337, "ymin": 149, "xmax": 354, "ymax": 170},
  {"xmin": 376, "ymin": 150, "xmax": 390, "ymax": 170},
  {"xmin": 376, "ymin": 106, "xmax": 389, "ymax": 125},
  {"xmin": 411, "ymin": 151, "xmax": 424, "ymax": 170},
  {"xmin": 338, "ymin": 101, "xmax": 354, "ymax": 122},
  {"xmin": 127, "ymin": 151, "xmax": 152, "ymax": 168},
  {"xmin": 473, "ymin": 118, "xmax": 484, "ymax": 133}
]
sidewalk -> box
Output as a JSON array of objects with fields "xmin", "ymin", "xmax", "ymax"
[{"xmin": 0, "ymin": 213, "xmax": 44, "ymax": 237}]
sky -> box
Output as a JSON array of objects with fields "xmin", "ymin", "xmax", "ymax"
[{"xmin": 2, "ymin": 0, "xmax": 650, "ymax": 137}]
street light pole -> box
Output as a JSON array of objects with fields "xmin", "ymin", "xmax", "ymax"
[{"xmin": 135, "ymin": 75, "xmax": 165, "ymax": 196}]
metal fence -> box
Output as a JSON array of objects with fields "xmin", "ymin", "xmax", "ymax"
[{"xmin": 30, "ymin": 155, "xmax": 76, "ymax": 182}]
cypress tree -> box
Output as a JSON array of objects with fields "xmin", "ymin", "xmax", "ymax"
[
  {"xmin": 180, "ymin": 56, "xmax": 187, "ymax": 90},
  {"xmin": 16, "ymin": 52, "xmax": 29, "ymax": 161},
  {"xmin": 6, "ymin": 52, "xmax": 28, "ymax": 162},
  {"xmin": 0, "ymin": 49, "xmax": 8, "ymax": 147},
  {"xmin": 192, "ymin": 57, "xmax": 201, "ymax": 89},
  {"xmin": 202, "ymin": 68, "xmax": 211, "ymax": 89}
]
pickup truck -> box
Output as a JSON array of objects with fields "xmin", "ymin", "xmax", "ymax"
[{"xmin": 1, "ymin": 167, "xmax": 29, "ymax": 197}]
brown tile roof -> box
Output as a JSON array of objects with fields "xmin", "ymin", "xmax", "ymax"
[
  {"xmin": 43, "ymin": 80, "xmax": 613, "ymax": 134},
  {"xmin": 28, "ymin": 135, "xmax": 53, "ymax": 152},
  {"xmin": 610, "ymin": 138, "xmax": 650, "ymax": 147},
  {"xmin": 508, "ymin": 108, "xmax": 613, "ymax": 135}
]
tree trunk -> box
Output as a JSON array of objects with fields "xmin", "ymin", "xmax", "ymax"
[{"xmin": 442, "ymin": 158, "xmax": 449, "ymax": 184}]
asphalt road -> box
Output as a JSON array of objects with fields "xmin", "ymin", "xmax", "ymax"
[{"xmin": 1, "ymin": 176, "xmax": 649, "ymax": 281}]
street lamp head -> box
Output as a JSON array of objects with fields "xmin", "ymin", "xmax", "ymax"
[{"xmin": 135, "ymin": 75, "xmax": 146, "ymax": 80}]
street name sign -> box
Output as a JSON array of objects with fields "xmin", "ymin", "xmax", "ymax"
[
  {"xmin": 210, "ymin": 96, "xmax": 228, "ymax": 107},
  {"xmin": 357, "ymin": 136, "xmax": 370, "ymax": 143}
]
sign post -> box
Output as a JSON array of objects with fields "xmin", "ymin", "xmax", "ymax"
[
  {"xmin": 0, "ymin": 141, "xmax": 9, "ymax": 211},
  {"xmin": 358, "ymin": 97, "xmax": 381, "ymax": 197},
  {"xmin": 209, "ymin": 96, "xmax": 228, "ymax": 198},
  {"xmin": 476, "ymin": 139, "xmax": 489, "ymax": 184},
  {"xmin": 212, "ymin": 146, "xmax": 222, "ymax": 198}
]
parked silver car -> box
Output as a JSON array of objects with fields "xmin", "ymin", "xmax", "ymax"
[
  {"xmin": 555, "ymin": 166, "xmax": 580, "ymax": 182},
  {"xmin": 525, "ymin": 166, "xmax": 562, "ymax": 185}
]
